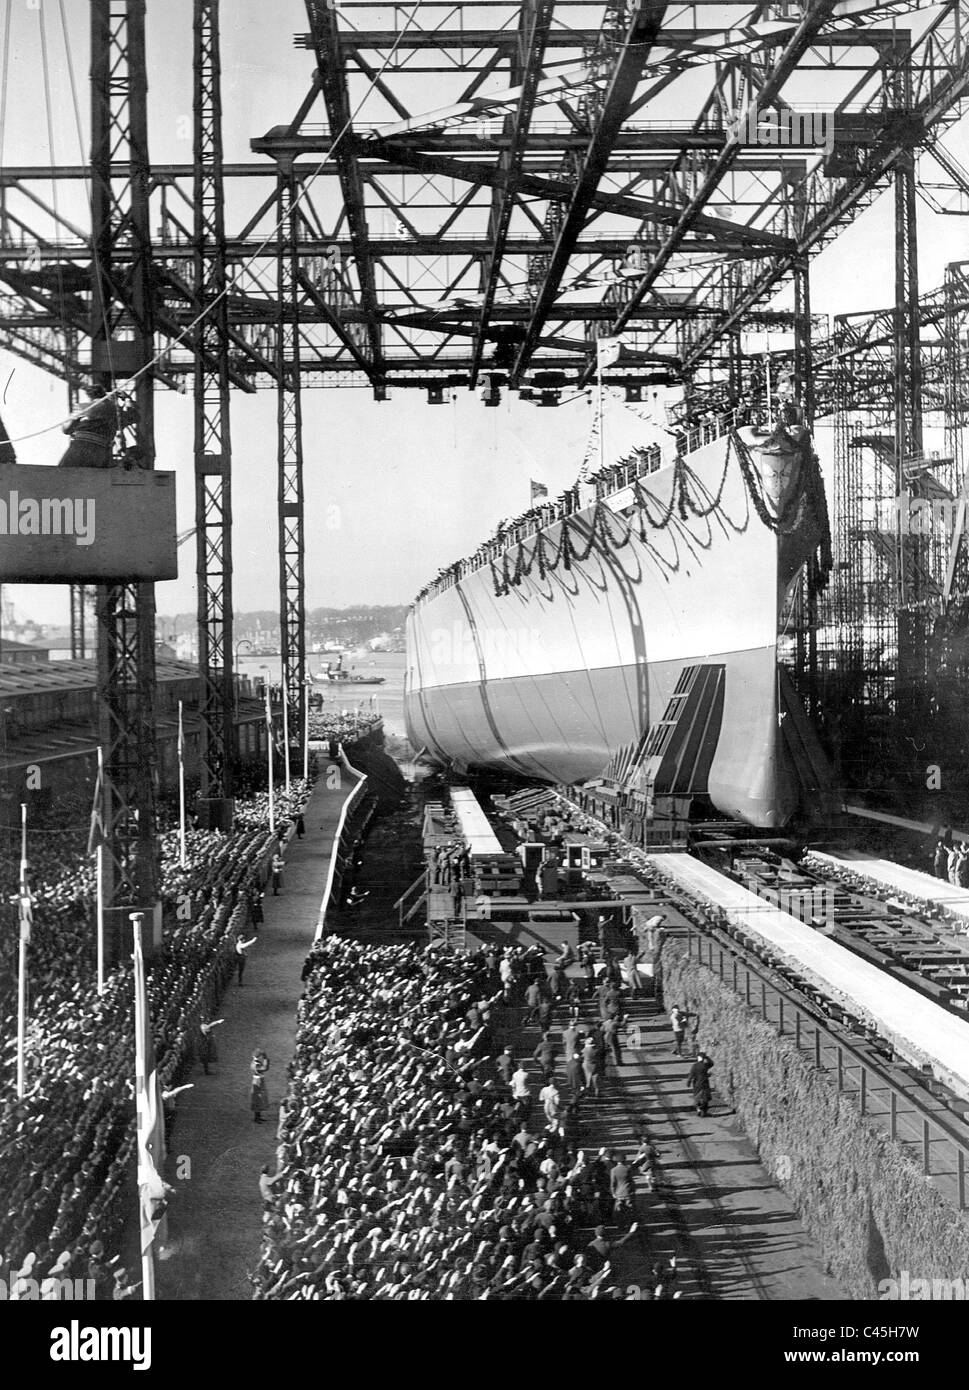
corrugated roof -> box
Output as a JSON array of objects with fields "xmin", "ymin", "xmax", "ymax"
[{"xmin": 0, "ymin": 657, "xmax": 199, "ymax": 699}]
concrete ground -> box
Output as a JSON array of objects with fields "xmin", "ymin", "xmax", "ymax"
[
  {"xmin": 153, "ymin": 776, "xmax": 353, "ymax": 1300},
  {"xmin": 582, "ymin": 995, "xmax": 847, "ymax": 1299},
  {"xmin": 144, "ymin": 767, "xmax": 844, "ymax": 1301}
]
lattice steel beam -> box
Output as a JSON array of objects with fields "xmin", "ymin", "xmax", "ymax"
[
  {"xmin": 193, "ymin": 0, "xmax": 235, "ymax": 816},
  {"xmin": 511, "ymin": 1, "xmax": 670, "ymax": 383},
  {"xmin": 90, "ymin": 0, "xmax": 159, "ymax": 915},
  {"xmin": 276, "ymin": 167, "xmax": 307, "ymax": 762},
  {"xmin": 66, "ymin": 330, "xmax": 89, "ymax": 662},
  {"xmin": 304, "ymin": 0, "xmax": 383, "ymax": 378},
  {"xmin": 470, "ymin": 0, "xmax": 555, "ymax": 385},
  {"xmin": 349, "ymin": 137, "xmax": 796, "ymax": 250},
  {"xmin": 672, "ymin": 3, "xmax": 969, "ymax": 382}
]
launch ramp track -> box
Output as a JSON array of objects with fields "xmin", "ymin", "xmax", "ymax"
[
  {"xmin": 811, "ymin": 848, "xmax": 969, "ymax": 932},
  {"xmin": 450, "ymin": 786, "xmax": 504, "ymax": 856},
  {"xmin": 672, "ymin": 914, "xmax": 969, "ymax": 1217},
  {"xmin": 513, "ymin": 788, "xmax": 969, "ymax": 1212},
  {"xmin": 647, "ymin": 853, "xmax": 969, "ymax": 1103}
]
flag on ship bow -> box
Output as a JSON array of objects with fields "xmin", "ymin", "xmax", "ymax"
[
  {"xmin": 530, "ymin": 479, "xmax": 548, "ymax": 503},
  {"xmin": 596, "ymin": 336, "xmax": 622, "ymax": 371},
  {"xmin": 133, "ymin": 916, "xmax": 168, "ymax": 1255}
]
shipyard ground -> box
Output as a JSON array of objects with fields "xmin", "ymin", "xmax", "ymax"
[
  {"xmin": 120, "ymin": 748, "xmax": 969, "ymax": 1301},
  {"xmin": 311, "ymin": 769, "xmax": 847, "ymax": 1300},
  {"xmin": 121, "ymin": 762, "xmax": 845, "ymax": 1300}
]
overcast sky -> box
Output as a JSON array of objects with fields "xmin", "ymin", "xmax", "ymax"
[{"xmin": 3, "ymin": 1, "xmax": 969, "ymax": 627}]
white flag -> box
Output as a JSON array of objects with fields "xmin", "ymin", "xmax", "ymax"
[
  {"xmin": 134, "ymin": 919, "xmax": 167, "ymax": 1254},
  {"xmin": 596, "ymin": 337, "xmax": 622, "ymax": 370}
]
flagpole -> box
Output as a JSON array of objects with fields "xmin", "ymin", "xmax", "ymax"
[
  {"xmin": 281, "ymin": 674, "xmax": 291, "ymax": 796},
  {"xmin": 302, "ymin": 673, "xmax": 310, "ymax": 782},
  {"xmin": 16, "ymin": 802, "xmax": 28, "ymax": 1100},
  {"xmin": 597, "ymin": 352, "xmax": 605, "ymax": 474},
  {"xmin": 132, "ymin": 911, "xmax": 156, "ymax": 1302},
  {"xmin": 177, "ymin": 701, "xmax": 186, "ymax": 869},
  {"xmin": 96, "ymin": 840, "xmax": 105, "ymax": 995},
  {"xmin": 764, "ymin": 344, "xmax": 772, "ymax": 426},
  {"xmin": 92, "ymin": 747, "xmax": 106, "ymax": 995},
  {"xmin": 265, "ymin": 683, "xmax": 275, "ymax": 835}
]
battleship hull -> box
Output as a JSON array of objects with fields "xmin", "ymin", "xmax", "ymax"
[{"xmin": 405, "ymin": 426, "xmax": 832, "ymax": 828}]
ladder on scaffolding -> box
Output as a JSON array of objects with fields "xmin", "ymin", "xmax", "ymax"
[{"xmin": 394, "ymin": 870, "xmax": 428, "ymax": 930}]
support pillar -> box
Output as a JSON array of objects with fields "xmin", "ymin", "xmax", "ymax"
[
  {"xmin": 193, "ymin": 0, "xmax": 235, "ymax": 829},
  {"xmin": 275, "ymin": 162, "xmax": 307, "ymax": 774},
  {"xmin": 90, "ymin": 0, "xmax": 159, "ymax": 916}
]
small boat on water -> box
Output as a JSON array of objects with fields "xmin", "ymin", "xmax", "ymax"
[{"xmin": 314, "ymin": 654, "xmax": 386, "ymax": 686}]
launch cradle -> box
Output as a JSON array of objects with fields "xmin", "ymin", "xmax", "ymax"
[{"xmin": 0, "ymin": 463, "xmax": 177, "ymax": 582}]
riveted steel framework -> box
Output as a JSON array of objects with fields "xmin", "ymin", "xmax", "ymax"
[
  {"xmin": 193, "ymin": 0, "xmax": 236, "ymax": 809},
  {"xmin": 89, "ymin": 0, "xmax": 159, "ymax": 913},
  {"xmin": 66, "ymin": 332, "xmax": 87, "ymax": 661},
  {"xmin": 276, "ymin": 166, "xmax": 307, "ymax": 751},
  {"xmin": 3, "ymin": 3, "xmax": 969, "ymax": 814}
]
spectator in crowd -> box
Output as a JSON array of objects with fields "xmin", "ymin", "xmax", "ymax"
[
  {"xmin": 235, "ymin": 933, "xmax": 258, "ymax": 986},
  {"xmin": 271, "ymin": 853, "xmax": 285, "ymax": 896},
  {"xmin": 161, "ymin": 1084, "xmax": 193, "ymax": 1148},
  {"xmin": 933, "ymin": 838, "xmax": 948, "ymax": 880},
  {"xmin": 259, "ymin": 1165, "xmax": 280, "ymax": 1204},
  {"xmin": 0, "ymin": 778, "xmax": 314, "ymax": 1289},
  {"xmin": 532, "ymin": 1030, "xmax": 557, "ymax": 1083},
  {"xmin": 197, "ymin": 1018, "xmax": 224, "ymax": 1076},
  {"xmin": 250, "ymin": 1049, "xmax": 270, "ymax": 1124},
  {"xmin": 250, "ymin": 892, "xmax": 265, "ymax": 932},
  {"xmin": 669, "ymin": 1004, "xmax": 689, "ymax": 1057},
  {"xmin": 253, "ymin": 939, "xmax": 661, "ymax": 1302},
  {"xmin": 688, "ymin": 1051, "xmax": 714, "ymax": 1118}
]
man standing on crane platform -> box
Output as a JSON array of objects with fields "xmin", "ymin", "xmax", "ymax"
[{"xmin": 58, "ymin": 383, "xmax": 122, "ymax": 468}]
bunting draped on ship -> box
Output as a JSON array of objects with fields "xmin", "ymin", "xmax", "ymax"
[
  {"xmin": 490, "ymin": 425, "xmax": 832, "ymax": 599},
  {"xmin": 731, "ymin": 427, "xmax": 833, "ymax": 596}
]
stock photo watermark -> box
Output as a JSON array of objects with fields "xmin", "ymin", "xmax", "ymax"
[
  {"xmin": 741, "ymin": 877, "xmax": 836, "ymax": 931},
  {"xmin": 430, "ymin": 622, "xmax": 545, "ymax": 667},
  {"xmin": 878, "ymin": 491, "xmax": 964, "ymax": 537},
  {"xmin": 727, "ymin": 100, "xmax": 835, "ymax": 158},
  {"xmin": 0, "ymin": 1270, "xmax": 95, "ymax": 1301},
  {"xmin": 0, "ymin": 491, "xmax": 96, "ymax": 546},
  {"xmin": 878, "ymin": 1270, "xmax": 969, "ymax": 1300}
]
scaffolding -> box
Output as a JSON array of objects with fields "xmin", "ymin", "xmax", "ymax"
[{"xmin": 819, "ymin": 257, "xmax": 969, "ymax": 792}]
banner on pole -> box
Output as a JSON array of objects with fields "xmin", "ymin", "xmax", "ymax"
[
  {"xmin": 19, "ymin": 805, "xmax": 31, "ymax": 944},
  {"xmin": 19, "ymin": 891, "xmax": 32, "ymax": 945},
  {"xmin": 87, "ymin": 755, "xmax": 106, "ymax": 857},
  {"xmin": 133, "ymin": 920, "xmax": 168, "ymax": 1256},
  {"xmin": 596, "ymin": 336, "xmax": 622, "ymax": 370}
]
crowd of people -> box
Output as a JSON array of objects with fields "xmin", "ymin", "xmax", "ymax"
[
  {"xmin": 255, "ymin": 937, "xmax": 678, "ymax": 1301},
  {"xmin": 0, "ymin": 780, "xmax": 312, "ymax": 1292},
  {"xmin": 413, "ymin": 396, "xmax": 754, "ymax": 607},
  {"xmin": 414, "ymin": 487, "xmax": 583, "ymax": 604},
  {"xmin": 306, "ymin": 709, "xmax": 382, "ymax": 746},
  {"xmin": 932, "ymin": 836, "xmax": 969, "ymax": 888}
]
